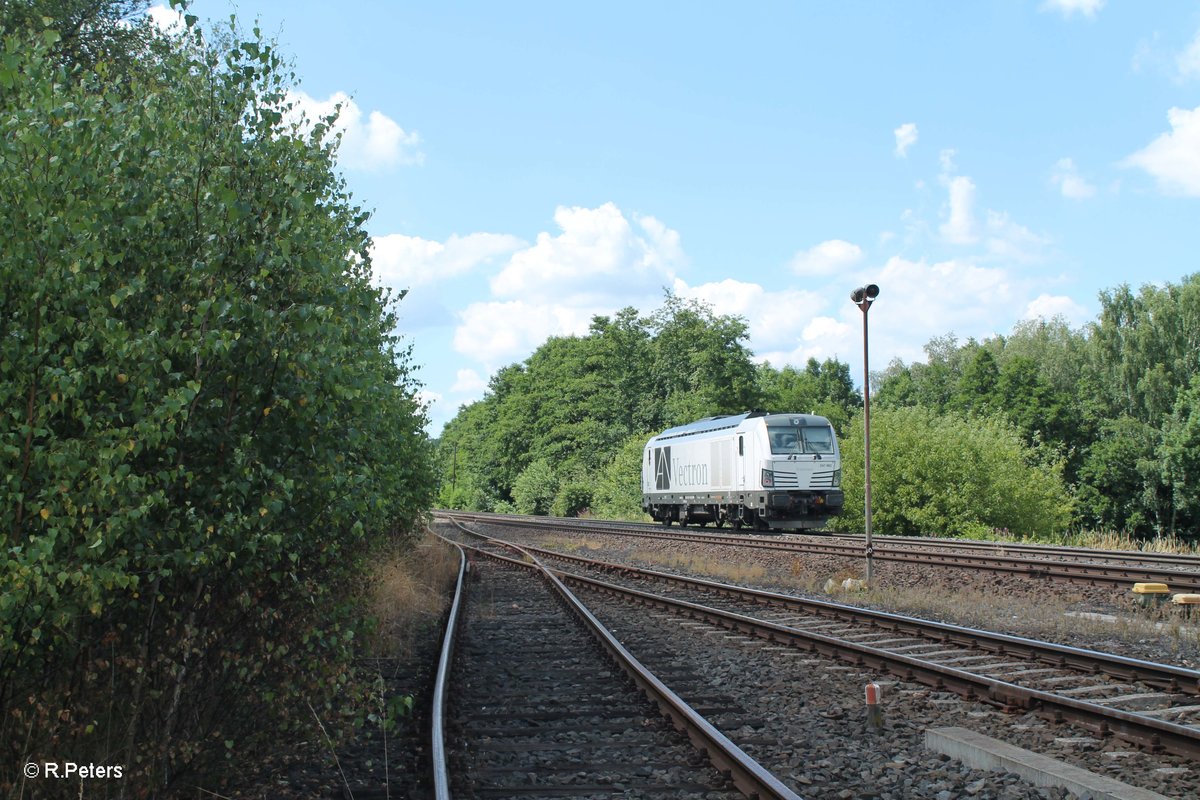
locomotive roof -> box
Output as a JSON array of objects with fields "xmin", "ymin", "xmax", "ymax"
[{"xmin": 650, "ymin": 411, "xmax": 832, "ymax": 442}]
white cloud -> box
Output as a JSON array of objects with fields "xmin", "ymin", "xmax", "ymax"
[
  {"xmin": 940, "ymin": 175, "xmax": 978, "ymax": 244},
  {"xmin": 1041, "ymin": 0, "xmax": 1104, "ymax": 19},
  {"xmin": 1123, "ymin": 105, "xmax": 1200, "ymax": 196},
  {"xmin": 490, "ymin": 202, "xmax": 683, "ymax": 303},
  {"xmin": 984, "ymin": 211, "xmax": 1052, "ymax": 263},
  {"xmin": 451, "ymin": 369, "xmax": 487, "ymax": 394},
  {"xmin": 414, "ymin": 389, "xmax": 442, "ymax": 412},
  {"xmin": 791, "ymin": 239, "xmax": 864, "ymax": 276},
  {"xmin": 450, "ymin": 203, "xmax": 683, "ymax": 367},
  {"xmin": 144, "ymin": 4, "xmax": 185, "ymax": 34},
  {"xmin": 867, "ymin": 256, "xmax": 1023, "ymax": 363},
  {"xmin": 1050, "ymin": 157, "xmax": 1096, "ymax": 199},
  {"xmin": 672, "ymin": 278, "xmax": 827, "ymax": 356},
  {"xmin": 939, "ymin": 149, "xmax": 957, "ymax": 173},
  {"xmin": 1179, "ymin": 31, "xmax": 1200, "ymax": 80},
  {"xmin": 286, "ymin": 91, "xmax": 423, "ymax": 170},
  {"xmin": 370, "ymin": 232, "xmax": 526, "ymax": 288},
  {"xmin": 1023, "ymin": 294, "xmax": 1091, "ymax": 326},
  {"xmin": 894, "ymin": 123, "xmax": 919, "ymax": 158},
  {"xmin": 453, "ymin": 300, "xmax": 599, "ymax": 367}
]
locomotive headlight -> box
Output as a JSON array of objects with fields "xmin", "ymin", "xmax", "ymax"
[
  {"xmin": 761, "ymin": 468, "xmax": 774, "ymax": 487},
  {"xmin": 833, "ymin": 468, "xmax": 841, "ymax": 487}
]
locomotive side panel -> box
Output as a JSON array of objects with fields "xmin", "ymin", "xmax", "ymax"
[{"xmin": 642, "ymin": 412, "xmax": 844, "ymax": 531}]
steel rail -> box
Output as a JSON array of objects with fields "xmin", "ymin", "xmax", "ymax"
[
  {"xmin": 558, "ymin": 568, "xmax": 1200, "ymax": 759},
  {"xmin": 443, "ymin": 512, "xmax": 1200, "ymax": 593},
  {"xmin": 447, "ymin": 510, "xmax": 1200, "ymax": 570},
  {"xmin": 828, "ymin": 532, "xmax": 1200, "ymax": 568},
  {"xmin": 435, "ymin": 526, "xmax": 803, "ymax": 800},
  {"xmin": 429, "ymin": 540, "xmax": 467, "ymax": 800},
  {"xmin": 484, "ymin": 538, "xmax": 1200, "ymax": 695}
]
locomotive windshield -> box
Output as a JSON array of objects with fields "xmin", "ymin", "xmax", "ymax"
[{"xmin": 768, "ymin": 425, "xmax": 835, "ymax": 455}]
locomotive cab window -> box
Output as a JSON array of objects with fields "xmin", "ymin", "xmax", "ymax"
[{"xmin": 768, "ymin": 425, "xmax": 834, "ymax": 455}]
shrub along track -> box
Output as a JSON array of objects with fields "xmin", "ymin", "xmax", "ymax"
[
  {"xmin": 444, "ymin": 512, "xmax": 1200, "ymax": 595},
  {"xmin": 443, "ymin": 515, "xmax": 1200, "ymax": 799}
]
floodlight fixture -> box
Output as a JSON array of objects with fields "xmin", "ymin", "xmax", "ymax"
[{"xmin": 850, "ymin": 284, "xmax": 880, "ymax": 585}]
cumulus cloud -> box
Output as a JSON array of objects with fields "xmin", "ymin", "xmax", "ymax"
[
  {"xmin": 144, "ymin": 4, "xmax": 185, "ymax": 33},
  {"xmin": 1179, "ymin": 31, "xmax": 1200, "ymax": 80},
  {"xmin": 286, "ymin": 91, "xmax": 423, "ymax": 170},
  {"xmin": 453, "ymin": 300, "xmax": 601, "ymax": 367},
  {"xmin": 450, "ymin": 203, "xmax": 684, "ymax": 367},
  {"xmin": 672, "ymin": 278, "xmax": 827, "ymax": 357},
  {"xmin": 894, "ymin": 123, "xmax": 919, "ymax": 158},
  {"xmin": 451, "ymin": 369, "xmax": 487, "ymax": 395},
  {"xmin": 1050, "ymin": 158, "xmax": 1097, "ymax": 199},
  {"xmin": 1041, "ymin": 0, "xmax": 1104, "ymax": 19},
  {"xmin": 370, "ymin": 232, "xmax": 526, "ymax": 289},
  {"xmin": 940, "ymin": 175, "xmax": 979, "ymax": 244},
  {"xmin": 1123, "ymin": 105, "xmax": 1200, "ymax": 196},
  {"xmin": 490, "ymin": 202, "xmax": 683, "ymax": 303},
  {"xmin": 1023, "ymin": 294, "xmax": 1092, "ymax": 326},
  {"xmin": 791, "ymin": 240, "xmax": 864, "ymax": 276},
  {"xmin": 414, "ymin": 389, "xmax": 442, "ymax": 412},
  {"xmin": 984, "ymin": 211, "xmax": 1052, "ymax": 264}
]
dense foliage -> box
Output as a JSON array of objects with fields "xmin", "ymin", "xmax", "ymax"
[
  {"xmin": 437, "ymin": 296, "xmax": 861, "ymax": 518},
  {"xmin": 874, "ymin": 276, "xmax": 1200, "ymax": 541},
  {"xmin": 1, "ymin": 4, "xmax": 434, "ymax": 795},
  {"xmin": 440, "ymin": 275, "xmax": 1200, "ymax": 543},
  {"xmin": 830, "ymin": 407, "xmax": 1072, "ymax": 538}
]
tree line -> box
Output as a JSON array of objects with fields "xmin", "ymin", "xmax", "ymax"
[
  {"xmin": 439, "ymin": 275, "xmax": 1200, "ymax": 545},
  {"xmin": 1, "ymin": 2, "xmax": 435, "ymax": 794}
]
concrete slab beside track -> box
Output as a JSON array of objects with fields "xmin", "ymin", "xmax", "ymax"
[{"xmin": 925, "ymin": 727, "xmax": 1174, "ymax": 800}]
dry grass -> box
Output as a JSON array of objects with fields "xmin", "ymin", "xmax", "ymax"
[
  {"xmin": 540, "ymin": 535, "xmax": 607, "ymax": 554},
  {"xmin": 627, "ymin": 547, "xmax": 1200, "ymax": 661},
  {"xmin": 365, "ymin": 531, "xmax": 461, "ymax": 659},
  {"xmin": 628, "ymin": 548, "xmax": 769, "ymax": 585},
  {"xmin": 853, "ymin": 582, "xmax": 1200, "ymax": 659},
  {"xmin": 986, "ymin": 527, "xmax": 1200, "ymax": 555}
]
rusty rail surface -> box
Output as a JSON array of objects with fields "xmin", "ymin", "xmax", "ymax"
[
  {"xmin": 446, "ymin": 517, "xmax": 1200, "ymax": 760},
  {"xmin": 442, "ymin": 511, "xmax": 1200, "ymax": 594},
  {"xmin": 430, "ymin": 541, "xmax": 467, "ymax": 800},
  {"xmin": 434, "ymin": 524, "xmax": 802, "ymax": 800}
]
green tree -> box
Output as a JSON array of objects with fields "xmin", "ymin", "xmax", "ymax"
[
  {"xmin": 646, "ymin": 294, "xmax": 761, "ymax": 425},
  {"xmin": 949, "ymin": 346, "xmax": 998, "ymax": 417},
  {"xmin": 0, "ymin": 12, "xmax": 433, "ymax": 791},
  {"xmin": 512, "ymin": 459, "xmax": 558, "ymax": 515},
  {"xmin": 832, "ymin": 407, "xmax": 1072, "ymax": 539},
  {"xmin": 1158, "ymin": 376, "xmax": 1200, "ymax": 536},
  {"xmin": 592, "ymin": 432, "xmax": 651, "ymax": 520},
  {"xmin": 1075, "ymin": 416, "xmax": 1165, "ymax": 535}
]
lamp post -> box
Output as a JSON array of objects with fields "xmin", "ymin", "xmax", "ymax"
[{"xmin": 850, "ymin": 284, "xmax": 879, "ymax": 585}]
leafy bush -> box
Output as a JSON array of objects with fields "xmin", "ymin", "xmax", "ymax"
[
  {"xmin": 551, "ymin": 480, "xmax": 593, "ymax": 518},
  {"xmin": 832, "ymin": 407, "xmax": 1072, "ymax": 538},
  {"xmin": 592, "ymin": 432, "xmax": 650, "ymax": 520},
  {"xmin": 0, "ymin": 14, "xmax": 433, "ymax": 794},
  {"xmin": 511, "ymin": 459, "xmax": 557, "ymax": 515}
]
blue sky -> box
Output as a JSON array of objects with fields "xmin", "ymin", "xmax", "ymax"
[{"xmin": 164, "ymin": 1, "xmax": 1200, "ymax": 433}]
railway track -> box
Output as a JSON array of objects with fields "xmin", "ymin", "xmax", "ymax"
[
  {"xmin": 443, "ymin": 511, "xmax": 1200, "ymax": 594},
  {"xmin": 446, "ymin": 517, "xmax": 1200, "ymax": 763},
  {"xmin": 432, "ymin": 530, "xmax": 799, "ymax": 799}
]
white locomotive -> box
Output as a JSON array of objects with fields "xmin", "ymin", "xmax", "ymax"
[{"xmin": 641, "ymin": 411, "xmax": 844, "ymax": 531}]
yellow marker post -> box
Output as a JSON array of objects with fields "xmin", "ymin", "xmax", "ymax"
[{"xmin": 1131, "ymin": 582, "xmax": 1170, "ymax": 609}]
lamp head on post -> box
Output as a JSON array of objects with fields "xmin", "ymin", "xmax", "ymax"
[{"xmin": 851, "ymin": 284, "xmax": 880, "ymax": 310}]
